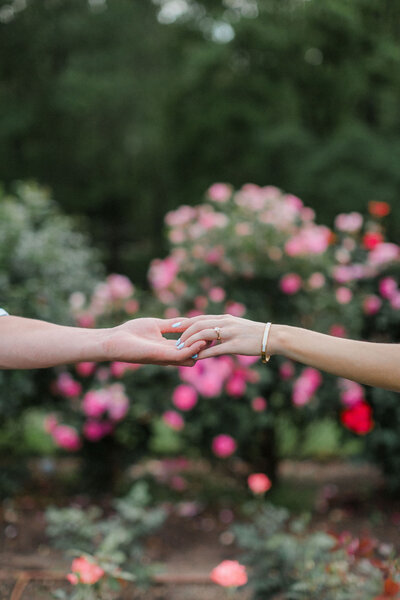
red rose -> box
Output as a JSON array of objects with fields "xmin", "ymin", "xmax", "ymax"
[
  {"xmin": 340, "ymin": 401, "xmax": 374, "ymax": 435},
  {"xmin": 363, "ymin": 232, "xmax": 384, "ymax": 250},
  {"xmin": 368, "ymin": 201, "xmax": 391, "ymax": 218}
]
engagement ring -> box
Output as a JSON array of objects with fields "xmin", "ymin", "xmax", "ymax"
[{"xmin": 214, "ymin": 326, "xmax": 222, "ymax": 342}]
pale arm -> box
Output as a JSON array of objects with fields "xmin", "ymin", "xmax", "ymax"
[
  {"xmin": 174, "ymin": 315, "xmax": 400, "ymax": 392},
  {"xmin": 0, "ymin": 316, "xmax": 205, "ymax": 369}
]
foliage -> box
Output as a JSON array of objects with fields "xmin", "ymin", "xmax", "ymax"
[
  {"xmin": 2, "ymin": 1, "xmax": 400, "ymax": 274},
  {"xmin": 233, "ymin": 503, "xmax": 399, "ymax": 600},
  {"xmin": 46, "ymin": 481, "xmax": 166, "ymax": 598},
  {"xmin": 0, "ymin": 182, "xmax": 102, "ymax": 441}
]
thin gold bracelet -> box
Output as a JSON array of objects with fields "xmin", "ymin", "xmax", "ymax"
[{"xmin": 261, "ymin": 322, "xmax": 272, "ymax": 363}]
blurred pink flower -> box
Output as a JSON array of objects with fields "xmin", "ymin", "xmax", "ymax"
[
  {"xmin": 75, "ymin": 362, "xmax": 96, "ymax": 377},
  {"xmin": 252, "ymin": 397, "xmax": 267, "ymax": 411},
  {"xmin": 339, "ymin": 379, "xmax": 365, "ymax": 407},
  {"xmin": 248, "ymin": 473, "xmax": 272, "ymax": 494},
  {"xmin": 205, "ymin": 246, "xmax": 224, "ymax": 265},
  {"xmin": 330, "ymin": 324, "xmax": 347, "ymax": 337},
  {"xmin": 379, "ymin": 277, "xmax": 397, "ymax": 299},
  {"xmin": 56, "ymin": 373, "xmax": 82, "ymax": 398},
  {"xmin": 336, "ymin": 287, "xmax": 353, "ymax": 304},
  {"xmin": 280, "ymin": 273, "xmax": 302, "ymax": 295},
  {"xmin": 125, "ymin": 299, "xmax": 139, "ymax": 314},
  {"xmin": 237, "ymin": 355, "xmax": 259, "ymax": 366},
  {"xmin": 279, "ymin": 361, "xmax": 295, "ymax": 380},
  {"xmin": 292, "ymin": 367, "xmax": 322, "ymax": 406},
  {"xmin": 53, "ymin": 425, "xmax": 81, "ymax": 451},
  {"xmin": 194, "ymin": 295, "xmax": 208, "ymax": 310},
  {"xmin": 44, "ymin": 414, "xmax": 58, "ymax": 434},
  {"xmin": 225, "ymin": 301, "xmax": 246, "ymax": 317},
  {"xmin": 107, "ymin": 384, "xmax": 130, "ymax": 421},
  {"xmin": 107, "ymin": 274, "xmax": 134, "ymax": 300},
  {"xmin": 68, "ymin": 557, "xmax": 104, "ymax": 585},
  {"xmin": 226, "ymin": 373, "xmax": 247, "ymax": 396},
  {"xmin": 77, "ymin": 313, "xmax": 95, "ymax": 328},
  {"xmin": 148, "ymin": 257, "xmax": 179, "ymax": 290},
  {"xmin": 210, "ymin": 560, "xmax": 247, "ymax": 588},
  {"xmin": 207, "ymin": 183, "xmax": 232, "ymax": 203},
  {"xmin": 170, "ymin": 475, "xmax": 187, "ymax": 491},
  {"xmin": 209, "ymin": 286, "xmax": 226, "ymax": 303},
  {"xmin": 390, "ymin": 293, "xmax": 400, "ymax": 310},
  {"xmin": 172, "ymin": 385, "xmax": 198, "ymax": 411},
  {"xmin": 82, "ymin": 390, "xmax": 108, "ymax": 418},
  {"xmin": 163, "ymin": 411, "xmax": 185, "ymax": 431},
  {"xmin": 212, "ymin": 434, "xmax": 237, "ymax": 458},
  {"xmin": 165, "ymin": 205, "xmax": 196, "ymax": 227},
  {"xmin": 83, "ymin": 420, "xmax": 109, "ymax": 441},
  {"xmin": 368, "ymin": 243, "xmax": 400, "ymax": 266},
  {"xmin": 335, "ymin": 212, "xmax": 363, "ymax": 233},
  {"xmin": 308, "ymin": 272, "xmax": 326, "ymax": 289},
  {"xmin": 363, "ymin": 295, "xmax": 382, "ymax": 315}
]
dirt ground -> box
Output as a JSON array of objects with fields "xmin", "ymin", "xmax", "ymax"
[{"xmin": 0, "ymin": 459, "xmax": 398, "ymax": 600}]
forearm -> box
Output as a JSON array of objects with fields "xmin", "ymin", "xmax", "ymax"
[
  {"xmin": 0, "ymin": 317, "xmax": 109, "ymax": 369},
  {"xmin": 270, "ymin": 324, "xmax": 400, "ymax": 392}
]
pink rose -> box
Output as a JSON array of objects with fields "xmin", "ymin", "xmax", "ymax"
[
  {"xmin": 209, "ymin": 286, "xmax": 226, "ymax": 303},
  {"xmin": 53, "ymin": 425, "xmax": 81, "ymax": 452},
  {"xmin": 107, "ymin": 274, "xmax": 134, "ymax": 300},
  {"xmin": 148, "ymin": 257, "xmax": 179, "ymax": 290},
  {"xmin": 336, "ymin": 287, "xmax": 353, "ymax": 304},
  {"xmin": 56, "ymin": 373, "xmax": 82, "ymax": 398},
  {"xmin": 225, "ymin": 373, "xmax": 247, "ymax": 397},
  {"xmin": 172, "ymin": 385, "xmax": 198, "ymax": 411},
  {"xmin": 280, "ymin": 273, "xmax": 302, "ymax": 295},
  {"xmin": 107, "ymin": 384, "xmax": 129, "ymax": 421},
  {"xmin": 252, "ymin": 397, "xmax": 267, "ymax": 411},
  {"xmin": 335, "ymin": 212, "xmax": 363, "ymax": 233},
  {"xmin": 279, "ymin": 361, "xmax": 295, "ymax": 380},
  {"xmin": 379, "ymin": 277, "xmax": 397, "ymax": 299},
  {"xmin": 125, "ymin": 299, "xmax": 139, "ymax": 314},
  {"xmin": 75, "ymin": 362, "xmax": 96, "ymax": 377},
  {"xmin": 368, "ymin": 243, "xmax": 400, "ymax": 266},
  {"xmin": 390, "ymin": 293, "xmax": 400, "ymax": 310},
  {"xmin": 292, "ymin": 368, "xmax": 322, "ymax": 407},
  {"xmin": 225, "ymin": 301, "xmax": 246, "ymax": 317},
  {"xmin": 163, "ymin": 411, "xmax": 184, "ymax": 431},
  {"xmin": 212, "ymin": 434, "xmax": 237, "ymax": 458},
  {"xmin": 363, "ymin": 295, "xmax": 382, "ymax": 316},
  {"xmin": 68, "ymin": 557, "xmax": 104, "ymax": 585},
  {"xmin": 248, "ymin": 473, "xmax": 272, "ymax": 494},
  {"xmin": 339, "ymin": 379, "xmax": 365, "ymax": 407},
  {"xmin": 83, "ymin": 420, "xmax": 108, "ymax": 442},
  {"xmin": 330, "ymin": 324, "xmax": 347, "ymax": 337},
  {"xmin": 44, "ymin": 414, "xmax": 58, "ymax": 434},
  {"xmin": 82, "ymin": 390, "xmax": 108, "ymax": 418},
  {"xmin": 308, "ymin": 272, "xmax": 325, "ymax": 289},
  {"xmin": 210, "ymin": 560, "xmax": 248, "ymax": 588},
  {"xmin": 207, "ymin": 183, "xmax": 232, "ymax": 203}
]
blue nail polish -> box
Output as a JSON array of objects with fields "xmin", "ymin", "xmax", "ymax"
[
  {"xmin": 172, "ymin": 322, "xmax": 182, "ymax": 328},
  {"xmin": 177, "ymin": 342, "xmax": 185, "ymax": 350},
  {"xmin": 175, "ymin": 337, "xmax": 181, "ymax": 346},
  {"xmin": 192, "ymin": 354, "xmax": 198, "ymax": 359}
]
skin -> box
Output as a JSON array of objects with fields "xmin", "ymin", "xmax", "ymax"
[
  {"xmin": 0, "ymin": 316, "xmax": 206, "ymax": 369},
  {"xmin": 173, "ymin": 314, "xmax": 400, "ymax": 393}
]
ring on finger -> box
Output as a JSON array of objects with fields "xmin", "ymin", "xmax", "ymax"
[{"xmin": 214, "ymin": 326, "xmax": 222, "ymax": 342}]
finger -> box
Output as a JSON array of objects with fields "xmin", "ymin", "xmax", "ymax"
[
  {"xmin": 184, "ymin": 328, "xmax": 223, "ymax": 348},
  {"xmin": 196, "ymin": 342, "xmax": 231, "ymax": 359},
  {"xmin": 169, "ymin": 339, "xmax": 207, "ymax": 362},
  {"xmin": 157, "ymin": 317, "xmax": 191, "ymax": 334},
  {"xmin": 180, "ymin": 320, "xmax": 226, "ymax": 344}
]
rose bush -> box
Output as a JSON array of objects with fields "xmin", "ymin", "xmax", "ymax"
[{"xmin": 44, "ymin": 184, "xmax": 400, "ymax": 490}]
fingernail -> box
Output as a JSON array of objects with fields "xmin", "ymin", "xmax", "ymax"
[
  {"xmin": 172, "ymin": 322, "xmax": 182, "ymax": 328},
  {"xmin": 192, "ymin": 354, "xmax": 198, "ymax": 359},
  {"xmin": 177, "ymin": 342, "xmax": 185, "ymax": 350},
  {"xmin": 175, "ymin": 337, "xmax": 182, "ymax": 346}
]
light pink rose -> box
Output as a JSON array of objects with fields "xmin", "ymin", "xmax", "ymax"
[
  {"xmin": 368, "ymin": 243, "xmax": 400, "ymax": 266},
  {"xmin": 212, "ymin": 434, "xmax": 237, "ymax": 458},
  {"xmin": 75, "ymin": 362, "xmax": 96, "ymax": 377},
  {"xmin": 226, "ymin": 373, "xmax": 247, "ymax": 397},
  {"xmin": 379, "ymin": 277, "xmax": 397, "ymax": 299},
  {"xmin": 248, "ymin": 473, "xmax": 272, "ymax": 494},
  {"xmin": 56, "ymin": 373, "xmax": 82, "ymax": 398},
  {"xmin": 44, "ymin": 414, "xmax": 58, "ymax": 434},
  {"xmin": 207, "ymin": 183, "xmax": 232, "ymax": 203},
  {"xmin": 125, "ymin": 299, "xmax": 139, "ymax": 314},
  {"xmin": 107, "ymin": 274, "xmax": 134, "ymax": 300},
  {"xmin": 209, "ymin": 286, "xmax": 226, "ymax": 303},
  {"xmin": 292, "ymin": 367, "xmax": 322, "ymax": 407},
  {"xmin": 148, "ymin": 257, "xmax": 179, "ymax": 290},
  {"xmin": 82, "ymin": 390, "xmax": 108, "ymax": 418},
  {"xmin": 194, "ymin": 295, "xmax": 208, "ymax": 310},
  {"xmin": 163, "ymin": 410, "xmax": 184, "ymax": 431},
  {"xmin": 225, "ymin": 301, "xmax": 246, "ymax": 317},
  {"xmin": 68, "ymin": 557, "xmax": 104, "ymax": 585},
  {"xmin": 390, "ymin": 292, "xmax": 400, "ymax": 310},
  {"xmin": 172, "ymin": 385, "xmax": 198, "ymax": 411},
  {"xmin": 280, "ymin": 273, "xmax": 302, "ymax": 295},
  {"xmin": 335, "ymin": 212, "xmax": 363, "ymax": 233},
  {"xmin": 279, "ymin": 361, "xmax": 295, "ymax": 380},
  {"xmin": 165, "ymin": 205, "xmax": 196, "ymax": 227},
  {"xmin": 107, "ymin": 384, "xmax": 129, "ymax": 421},
  {"xmin": 205, "ymin": 246, "xmax": 224, "ymax": 265},
  {"xmin": 53, "ymin": 425, "xmax": 81, "ymax": 451},
  {"xmin": 363, "ymin": 295, "xmax": 382, "ymax": 315},
  {"xmin": 210, "ymin": 560, "xmax": 248, "ymax": 588},
  {"xmin": 336, "ymin": 287, "xmax": 353, "ymax": 304},
  {"xmin": 252, "ymin": 397, "xmax": 267, "ymax": 412},
  {"xmin": 339, "ymin": 379, "xmax": 365, "ymax": 407},
  {"xmin": 308, "ymin": 272, "xmax": 325, "ymax": 289},
  {"xmin": 330, "ymin": 324, "xmax": 347, "ymax": 337}
]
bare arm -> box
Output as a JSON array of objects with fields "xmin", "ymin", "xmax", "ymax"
[
  {"xmin": 174, "ymin": 315, "xmax": 400, "ymax": 392},
  {"xmin": 0, "ymin": 316, "xmax": 205, "ymax": 369}
]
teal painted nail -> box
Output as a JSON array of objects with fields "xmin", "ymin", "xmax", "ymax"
[
  {"xmin": 172, "ymin": 322, "xmax": 182, "ymax": 328},
  {"xmin": 175, "ymin": 337, "xmax": 182, "ymax": 346},
  {"xmin": 192, "ymin": 354, "xmax": 198, "ymax": 359},
  {"xmin": 177, "ymin": 342, "xmax": 185, "ymax": 350}
]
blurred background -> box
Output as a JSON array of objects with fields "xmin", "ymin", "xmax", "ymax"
[
  {"xmin": 2, "ymin": 1, "xmax": 400, "ymax": 598},
  {"xmin": 1, "ymin": 0, "xmax": 400, "ymax": 280}
]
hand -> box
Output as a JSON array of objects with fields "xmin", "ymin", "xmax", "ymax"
[
  {"xmin": 101, "ymin": 317, "xmax": 207, "ymax": 366},
  {"xmin": 173, "ymin": 314, "xmax": 267, "ymax": 359}
]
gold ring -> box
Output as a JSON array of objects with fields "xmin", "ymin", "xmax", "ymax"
[{"xmin": 214, "ymin": 326, "xmax": 222, "ymax": 341}]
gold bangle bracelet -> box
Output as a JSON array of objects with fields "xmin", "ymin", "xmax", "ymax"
[{"xmin": 261, "ymin": 322, "xmax": 272, "ymax": 363}]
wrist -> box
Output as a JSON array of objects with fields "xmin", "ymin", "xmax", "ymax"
[
  {"xmin": 83, "ymin": 328, "xmax": 113, "ymax": 362},
  {"xmin": 266, "ymin": 324, "xmax": 289, "ymax": 357}
]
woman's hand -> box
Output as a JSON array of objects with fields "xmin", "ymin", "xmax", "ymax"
[
  {"xmin": 102, "ymin": 317, "xmax": 207, "ymax": 366},
  {"xmin": 173, "ymin": 314, "xmax": 267, "ymax": 359}
]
